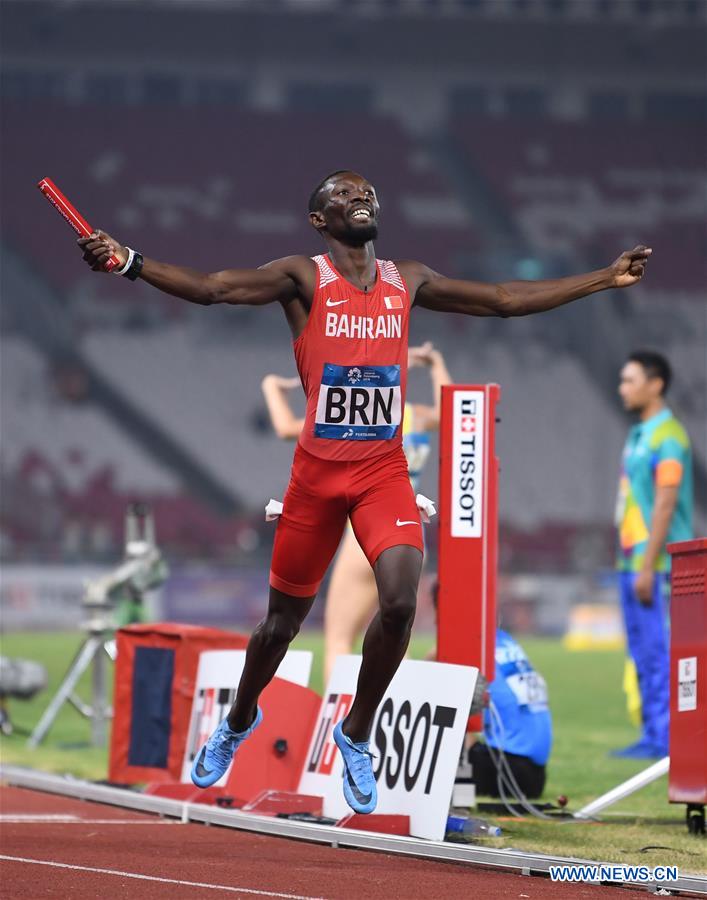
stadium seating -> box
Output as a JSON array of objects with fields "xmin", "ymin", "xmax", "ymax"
[
  {"xmin": 0, "ymin": 337, "xmax": 255, "ymax": 560},
  {"xmin": 3, "ymin": 104, "xmax": 478, "ymax": 300},
  {"xmin": 453, "ymin": 118, "xmax": 706, "ymax": 293}
]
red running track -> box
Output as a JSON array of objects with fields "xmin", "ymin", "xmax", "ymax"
[{"xmin": 0, "ymin": 787, "xmax": 643, "ymax": 899}]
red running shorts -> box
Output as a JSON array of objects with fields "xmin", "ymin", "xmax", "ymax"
[{"xmin": 269, "ymin": 443, "xmax": 424, "ymax": 598}]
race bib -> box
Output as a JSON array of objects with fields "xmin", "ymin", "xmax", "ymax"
[{"xmin": 315, "ymin": 363, "xmax": 402, "ymax": 441}]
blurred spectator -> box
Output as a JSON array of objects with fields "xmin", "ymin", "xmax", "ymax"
[
  {"xmin": 468, "ymin": 628, "xmax": 553, "ymax": 800},
  {"xmin": 613, "ymin": 350, "xmax": 694, "ymax": 758}
]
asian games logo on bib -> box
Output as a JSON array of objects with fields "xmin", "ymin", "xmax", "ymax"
[{"xmin": 347, "ymin": 367, "xmax": 362, "ymax": 384}]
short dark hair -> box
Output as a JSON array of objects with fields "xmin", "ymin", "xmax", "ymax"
[
  {"xmin": 627, "ymin": 350, "xmax": 672, "ymax": 395},
  {"xmin": 308, "ymin": 170, "xmax": 353, "ymax": 213}
]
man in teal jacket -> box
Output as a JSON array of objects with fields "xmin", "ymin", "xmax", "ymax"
[{"xmin": 614, "ymin": 350, "xmax": 693, "ymax": 758}]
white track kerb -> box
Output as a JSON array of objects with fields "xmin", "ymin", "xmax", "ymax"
[{"xmin": 1, "ymin": 766, "xmax": 704, "ymax": 895}]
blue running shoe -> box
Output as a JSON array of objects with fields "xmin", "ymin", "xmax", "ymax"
[
  {"xmin": 333, "ymin": 721, "xmax": 377, "ymax": 815},
  {"xmin": 191, "ymin": 707, "xmax": 263, "ymax": 788},
  {"xmin": 609, "ymin": 739, "xmax": 667, "ymax": 760},
  {"xmin": 609, "ymin": 739, "xmax": 645, "ymax": 758}
]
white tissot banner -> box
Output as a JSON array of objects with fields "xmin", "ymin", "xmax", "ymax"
[
  {"xmin": 180, "ymin": 649, "xmax": 312, "ymax": 784},
  {"xmin": 298, "ymin": 655, "xmax": 477, "ymax": 841},
  {"xmin": 451, "ymin": 389, "xmax": 485, "ymax": 538}
]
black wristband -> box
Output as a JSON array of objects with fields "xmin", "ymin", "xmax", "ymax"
[{"xmin": 123, "ymin": 251, "xmax": 144, "ymax": 281}]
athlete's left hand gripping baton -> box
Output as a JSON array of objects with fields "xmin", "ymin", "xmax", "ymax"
[{"xmin": 37, "ymin": 177, "xmax": 121, "ymax": 272}]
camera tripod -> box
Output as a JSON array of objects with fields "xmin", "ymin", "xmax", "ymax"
[{"xmin": 28, "ymin": 504, "xmax": 167, "ymax": 748}]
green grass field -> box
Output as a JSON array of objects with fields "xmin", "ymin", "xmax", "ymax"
[{"xmin": 1, "ymin": 630, "xmax": 705, "ymax": 873}]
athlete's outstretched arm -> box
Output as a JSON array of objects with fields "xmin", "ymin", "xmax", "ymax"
[
  {"xmin": 406, "ymin": 247, "xmax": 652, "ymax": 317},
  {"xmin": 77, "ymin": 230, "xmax": 304, "ymax": 306}
]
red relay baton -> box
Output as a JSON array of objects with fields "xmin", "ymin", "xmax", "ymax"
[{"xmin": 37, "ymin": 177, "xmax": 121, "ymax": 272}]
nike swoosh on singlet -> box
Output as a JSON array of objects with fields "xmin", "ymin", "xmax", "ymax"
[
  {"xmin": 396, "ymin": 519, "xmax": 419, "ymax": 527},
  {"xmin": 346, "ymin": 769, "xmax": 373, "ymax": 805},
  {"xmin": 326, "ymin": 298, "xmax": 349, "ymax": 307}
]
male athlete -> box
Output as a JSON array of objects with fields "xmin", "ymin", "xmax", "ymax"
[{"xmin": 78, "ymin": 170, "xmax": 651, "ymax": 814}]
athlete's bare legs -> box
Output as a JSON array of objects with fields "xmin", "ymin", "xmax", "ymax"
[
  {"xmin": 323, "ymin": 528, "xmax": 378, "ymax": 683},
  {"xmin": 341, "ymin": 544, "xmax": 423, "ymax": 743},
  {"xmin": 227, "ymin": 587, "xmax": 314, "ymax": 733}
]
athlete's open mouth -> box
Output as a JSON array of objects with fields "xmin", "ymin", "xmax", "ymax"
[{"xmin": 349, "ymin": 206, "xmax": 373, "ymax": 222}]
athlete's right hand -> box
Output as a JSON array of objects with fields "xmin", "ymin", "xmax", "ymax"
[{"xmin": 77, "ymin": 230, "xmax": 128, "ymax": 272}]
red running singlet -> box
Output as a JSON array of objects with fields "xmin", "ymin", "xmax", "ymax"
[
  {"xmin": 269, "ymin": 254, "xmax": 423, "ymax": 598},
  {"xmin": 294, "ymin": 254, "xmax": 411, "ymax": 461}
]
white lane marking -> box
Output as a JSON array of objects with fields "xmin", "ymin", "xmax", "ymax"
[
  {"xmin": 0, "ymin": 815, "xmax": 83, "ymax": 822},
  {"xmin": 0, "ymin": 856, "xmax": 326, "ymax": 899},
  {"xmin": 0, "ymin": 816, "xmax": 176, "ymax": 824}
]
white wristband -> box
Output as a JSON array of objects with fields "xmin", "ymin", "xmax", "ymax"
[{"xmin": 114, "ymin": 247, "xmax": 135, "ymax": 276}]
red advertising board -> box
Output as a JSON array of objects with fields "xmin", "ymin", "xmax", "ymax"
[{"xmin": 109, "ymin": 623, "xmax": 248, "ymax": 784}]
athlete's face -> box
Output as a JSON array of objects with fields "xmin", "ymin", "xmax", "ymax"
[
  {"xmin": 618, "ymin": 361, "xmax": 662, "ymax": 413},
  {"xmin": 311, "ymin": 173, "xmax": 380, "ymax": 245}
]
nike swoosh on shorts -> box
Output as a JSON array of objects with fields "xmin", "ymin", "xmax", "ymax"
[
  {"xmin": 326, "ymin": 298, "xmax": 349, "ymax": 307},
  {"xmin": 396, "ymin": 519, "xmax": 419, "ymax": 526}
]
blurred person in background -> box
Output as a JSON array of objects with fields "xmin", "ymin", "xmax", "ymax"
[
  {"xmin": 613, "ymin": 350, "xmax": 693, "ymax": 758},
  {"xmin": 79, "ymin": 169, "xmax": 651, "ymax": 814},
  {"xmin": 469, "ymin": 628, "xmax": 552, "ymax": 800},
  {"xmin": 428, "ymin": 585, "xmax": 552, "ymax": 799},
  {"xmin": 261, "ymin": 342, "xmax": 452, "ymax": 683}
]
